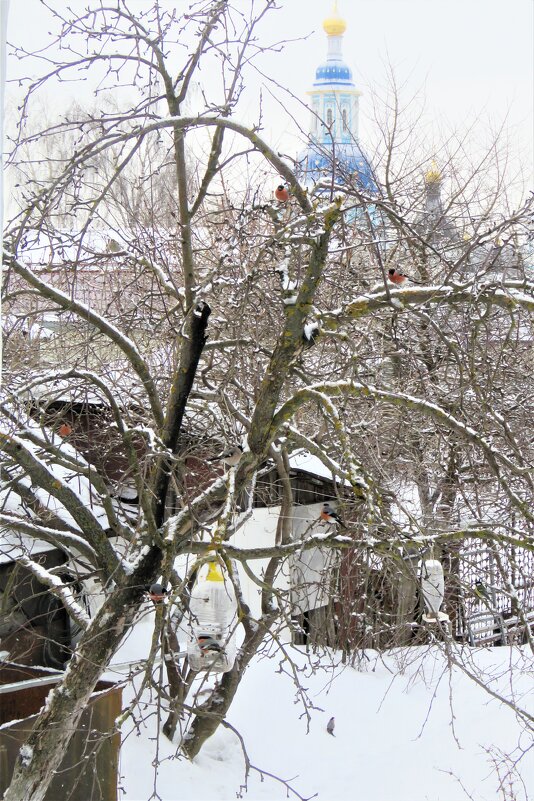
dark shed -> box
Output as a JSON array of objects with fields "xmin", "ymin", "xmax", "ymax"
[{"xmin": 0, "ymin": 663, "xmax": 121, "ymax": 801}]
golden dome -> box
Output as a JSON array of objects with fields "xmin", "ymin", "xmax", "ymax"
[
  {"xmin": 323, "ymin": 2, "xmax": 347, "ymax": 36},
  {"xmin": 425, "ymin": 160, "xmax": 442, "ymax": 184}
]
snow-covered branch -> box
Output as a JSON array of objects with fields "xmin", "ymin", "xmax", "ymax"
[
  {"xmin": 16, "ymin": 554, "xmax": 90, "ymax": 631},
  {"xmin": 0, "ymin": 430, "xmax": 124, "ymax": 575},
  {"xmin": 4, "ymin": 253, "xmax": 164, "ymax": 427},
  {"xmin": 0, "ymin": 513, "xmax": 98, "ymax": 564},
  {"xmin": 334, "ymin": 280, "xmax": 534, "ymax": 321}
]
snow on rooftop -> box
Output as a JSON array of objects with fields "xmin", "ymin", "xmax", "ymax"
[
  {"xmin": 0, "ymin": 528, "xmax": 57, "ymax": 565},
  {"xmin": 0, "ymin": 421, "xmax": 112, "ymax": 547},
  {"xmin": 288, "ymin": 449, "xmax": 350, "ymax": 485},
  {"xmin": 20, "ymin": 370, "xmax": 146, "ymax": 408}
]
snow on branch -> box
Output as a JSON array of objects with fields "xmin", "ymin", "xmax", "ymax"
[
  {"xmin": 8, "ymin": 115, "xmax": 313, "ymax": 217},
  {"xmin": 0, "ymin": 430, "xmax": 124, "ymax": 575},
  {"xmin": 284, "ymin": 427, "xmax": 366, "ymax": 489},
  {"xmin": 3, "ymin": 252, "xmax": 164, "ymax": 427},
  {"xmin": 0, "ymin": 513, "xmax": 98, "ymax": 564},
  {"xmin": 270, "ymin": 381, "xmax": 533, "ymax": 524},
  {"xmin": 16, "ymin": 554, "xmax": 90, "ymax": 631},
  {"xmin": 187, "ymin": 531, "xmax": 354, "ymax": 562},
  {"xmin": 162, "ymin": 474, "xmax": 229, "ymax": 545},
  {"xmin": 333, "ymin": 281, "xmax": 534, "ymax": 322}
]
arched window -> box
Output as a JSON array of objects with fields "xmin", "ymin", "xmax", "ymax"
[
  {"xmin": 342, "ymin": 108, "xmax": 348, "ymax": 132},
  {"xmin": 313, "ymin": 105, "xmax": 319, "ymax": 133},
  {"xmin": 326, "ymin": 108, "xmax": 333, "ymax": 127}
]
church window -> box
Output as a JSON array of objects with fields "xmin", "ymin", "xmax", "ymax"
[
  {"xmin": 313, "ymin": 104, "xmax": 320, "ymax": 131},
  {"xmin": 342, "ymin": 108, "xmax": 348, "ymax": 132},
  {"xmin": 326, "ymin": 108, "xmax": 333, "ymax": 127}
]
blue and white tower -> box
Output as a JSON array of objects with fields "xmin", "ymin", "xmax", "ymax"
[{"xmin": 300, "ymin": 3, "xmax": 375, "ymax": 191}]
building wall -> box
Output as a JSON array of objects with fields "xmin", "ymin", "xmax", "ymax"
[{"xmin": 231, "ymin": 501, "xmax": 334, "ymax": 624}]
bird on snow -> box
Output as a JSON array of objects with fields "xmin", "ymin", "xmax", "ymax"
[
  {"xmin": 327, "ymin": 716, "xmax": 335, "ymax": 736},
  {"xmin": 320, "ymin": 502, "xmax": 347, "ymax": 529},
  {"xmin": 275, "ymin": 184, "xmax": 289, "ymax": 203},
  {"xmin": 148, "ymin": 583, "xmax": 168, "ymax": 603},
  {"xmin": 209, "ymin": 445, "xmax": 243, "ymax": 467}
]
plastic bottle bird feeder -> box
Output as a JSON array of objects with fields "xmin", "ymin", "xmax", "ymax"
[
  {"xmin": 187, "ymin": 562, "xmax": 238, "ymax": 674},
  {"xmin": 421, "ymin": 559, "xmax": 450, "ymax": 623}
]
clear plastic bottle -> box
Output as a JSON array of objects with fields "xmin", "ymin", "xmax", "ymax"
[{"xmin": 187, "ymin": 562, "xmax": 238, "ymax": 673}]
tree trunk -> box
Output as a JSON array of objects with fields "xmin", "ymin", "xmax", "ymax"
[
  {"xmin": 3, "ymin": 559, "xmax": 159, "ymax": 801},
  {"xmin": 181, "ymin": 615, "xmax": 275, "ymax": 760}
]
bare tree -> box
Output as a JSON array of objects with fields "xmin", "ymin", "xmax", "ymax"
[{"xmin": 1, "ymin": 2, "xmax": 533, "ymax": 799}]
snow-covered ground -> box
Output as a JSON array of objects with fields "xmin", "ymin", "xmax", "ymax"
[{"xmin": 113, "ymin": 615, "xmax": 533, "ymax": 801}]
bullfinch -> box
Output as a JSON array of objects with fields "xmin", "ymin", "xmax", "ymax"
[
  {"xmin": 275, "ymin": 184, "xmax": 289, "ymax": 203},
  {"xmin": 148, "ymin": 583, "xmax": 168, "ymax": 603},
  {"xmin": 320, "ymin": 502, "xmax": 347, "ymax": 528}
]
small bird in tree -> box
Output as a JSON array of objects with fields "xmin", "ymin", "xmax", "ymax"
[
  {"xmin": 275, "ymin": 184, "xmax": 289, "ymax": 203},
  {"xmin": 474, "ymin": 578, "xmax": 491, "ymax": 605},
  {"xmin": 148, "ymin": 583, "xmax": 168, "ymax": 603},
  {"xmin": 327, "ymin": 716, "xmax": 335, "ymax": 736},
  {"xmin": 208, "ymin": 445, "xmax": 243, "ymax": 467},
  {"xmin": 388, "ymin": 267, "xmax": 421, "ymax": 285},
  {"xmin": 302, "ymin": 321, "xmax": 320, "ymax": 348},
  {"xmin": 320, "ymin": 502, "xmax": 347, "ymax": 528},
  {"xmin": 388, "ymin": 268, "xmax": 408, "ymax": 285},
  {"xmin": 58, "ymin": 422, "xmax": 73, "ymax": 437}
]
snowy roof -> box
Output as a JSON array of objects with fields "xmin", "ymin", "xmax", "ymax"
[
  {"xmin": 288, "ymin": 449, "xmax": 350, "ymax": 486},
  {"xmin": 21, "ymin": 372, "xmax": 142, "ymax": 408},
  {"xmin": 0, "ymin": 529, "xmax": 57, "ymax": 565},
  {"xmin": 0, "ymin": 421, "xmax": 114, "ymax": 561}
]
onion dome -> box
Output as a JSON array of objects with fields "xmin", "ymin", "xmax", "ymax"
[
  {"xmin": 322, "ymin": 3, "xmax": 347, "ymax": 36},
  {"xmin": 314, "ymin": 61, "xmax": 353, "ymax": 87},
  {"xmin": 314, "ymin": 2, "xmax": 353, "ymax": 88},
  {"xmin": 425, "ymin": 160, "xmax": 442, "ymax": 184},
  {"xmin": 298, "ymin": 141, "xmax": 376, "ymax": 192}
]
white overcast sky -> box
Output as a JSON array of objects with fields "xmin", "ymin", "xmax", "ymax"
[{"xmin": 5, "ymin": 0, "xmax": 534, "ymax": 183}]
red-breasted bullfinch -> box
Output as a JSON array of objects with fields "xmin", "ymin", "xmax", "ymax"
[
  {"xmin": 148, "ymin": 583, "xmax": 168, "ymax": 603},
  {"xmin": 388, "ymin": 268, "xmax": 408, "ymax": 285},
  {"xmin": 388, "ymin": 268, "xmax": 421, "ymax": 285},
  {"xmin": 320, "ymin": 502, "xmax": 347, "ymax": 528},
  {"xmin": 197, "ymin": 634, "xmax": 223, "ymax": 654},
  {"xmin": 275, "ymin": 184, "xmax": 289, "ymax": 203}
]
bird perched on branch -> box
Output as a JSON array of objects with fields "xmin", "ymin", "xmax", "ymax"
[
  {"xmin": 320, "ymin": 502, "xmax": 347, "ymax": 529},
  {"xmin": 388, "ymin": 268, "xmax": 408, "ymax": 285},
  {"xmin": 327, "ymin": 716, "xmax": 335, "ymax": 736},
  {"xmin": 208, "ymin": 445, "xmax": 243, "ymax": 467},
  {"xmin": 474, "ymin": 578, "xmax": 491, "ymax": 605},
  {"xmin": 388, "ymin": 268, "xmax": 420, "ymax": 285},
  {"xmin": 148, "ymin": 583, "xmax": 168, "ymax": 604},
  {"xmin": 275, "ymin": 184, "xmax": 289, "ymax": 203},
  {"xmin": 58, "ymin": 422, "xmax": 73, "ymax": 437}
]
